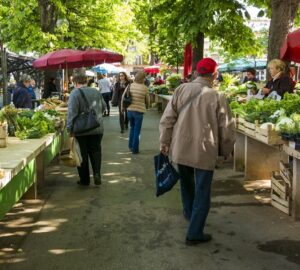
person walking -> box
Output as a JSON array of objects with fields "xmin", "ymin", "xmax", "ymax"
[
  {"xmin": 98, "ymin": 73, "xmax": 111, "ymax": 116},
  {"xmin": 67, "ymin": 68, "xmax": 105, "ymax": 186},
  {"xmin": 111, "ymin": 72, "xmax": 130, "ymax": 133},
  {"xmin": 159, "ymin": 58, "xmax": 236, "ymax": 245},
  {"xmin": 12, "ymin": 74, "xmax": 32, "ymax": 109},
  {"xmin": 122, "ymin": 71, "xmax": 150, "ymax": 154}
]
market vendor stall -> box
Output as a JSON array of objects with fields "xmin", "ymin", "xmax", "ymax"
[
  {"xmin": 0, "ymin": 100, "xmax": 67, "ymax": 219},
  {"xmin": 0, "ymin": 132, "xmax": 63, "ymax": 219}
]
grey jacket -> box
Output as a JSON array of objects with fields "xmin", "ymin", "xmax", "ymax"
[{"xmin": 67, "ymin": 87, "xmax": 105, "ymax": 136}]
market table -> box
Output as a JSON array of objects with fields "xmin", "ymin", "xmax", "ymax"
[
  {"xmin": 0, "ymin": 132, "xmax": 63, "ymax": 219},
  {"xmin": 234, "ymin": 129, "xmax": 287, "ymax": 180},
  {"xmin": 155, "ymin": 94, "xmax": 172, "ymax": 112}
]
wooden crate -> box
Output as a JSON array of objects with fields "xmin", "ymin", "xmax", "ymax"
[
  {"xmin": 271, "ymin": 171, "xmax": 291, "ymax": 215},
  {"xmin": 243, "ymin": 121, "xmax": 256, "ymax": 137},
  {"xmin": 255, "ymin": 124, "xmax": 284, "ymax": 145},
  {"xmin": 235, "ymin": 116, "xmax": 246, "ymax": 132},
  {"xmin": 279, "ymin": 161, "xmax": 292, "ymax": 186}
]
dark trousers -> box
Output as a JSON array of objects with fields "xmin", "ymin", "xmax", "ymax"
[
  {"xmin": 118, "ymin": 106, "xmax": 128, "ymax": 131},
  {"xmin": 178, "ymin": 164, "xmax": 214, "ymax": 240},
  {"xmin": 75, "ymin": 134, "xmax": 103, "ymax": 184},
  {"xmin": 102, "ymin": 92, "xmax": 111, "ymax": 115}
]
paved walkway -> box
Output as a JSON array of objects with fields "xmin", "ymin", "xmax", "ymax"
[{"xmin": 1, "ymin": 107, "xmax": 300, "ymax": 270}]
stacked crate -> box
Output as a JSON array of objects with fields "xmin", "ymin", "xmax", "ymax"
[
  {"xmin": 271, "ymin": 161, "xmax": 293, "ymax": 215},
  {"xmin": 255, "ymin": 124, "xmax": 284, "ymax": 145},
  {"xmin": 235, "ymin": 116, "xmax": 283, "ymax": 145}
]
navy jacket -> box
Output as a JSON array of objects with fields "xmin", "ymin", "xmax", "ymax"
[{"xmin": 13, "ymin": 83, "xmax": 32, "ymax": 108}]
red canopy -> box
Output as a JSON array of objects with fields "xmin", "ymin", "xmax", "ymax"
[
  {"xmin": 280, "ymin": 28, "xmax": 300, "ymax": 63},
  {"xmin": 183, "ymin": 43, "xmax": 192, "ymax": 78},
  {"xmin": 144, "ymin": 65, "xmax": 160, "ymax": 74},
  {"xmin": 82, "ymin": 49, "xmax": 123, "ymax": 64},
  {"xmin": 33, "ymin": 49, "xmax": 84, "ymax": 69},
  {"xmin": 33, "ymin": 48, "xmax": 124, "ymax": 69}
]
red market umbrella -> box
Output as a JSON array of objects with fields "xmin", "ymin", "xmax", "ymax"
[
  {"xmin": 33, "ymin": 49, "xmax": 84, "ymax": 69},
  {"xmin": 82, "ymin": 49, "xmax": 123, "ymax": 64},
  {"xmin": 33, "ymin": 48, "xmax": 124, "ymax": 69},
  {"xmin": 183, "ymin": 43, "xmax": 192, "ymax": 78},
  {"xmin": 144, "ymin": 65, "xmax": 160, "ymax": 74},
  {"xmin": 280, "ymin": 28, "xmax": 300, "ymax": 63}
]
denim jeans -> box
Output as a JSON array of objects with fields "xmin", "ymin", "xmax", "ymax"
[
  {"xmin": 127, "ymin": 111, "xmax": 144, "ymax": 153},
  {"xmin": 178, "ymin": 164, "xmax": 214, "ymax": 240}
]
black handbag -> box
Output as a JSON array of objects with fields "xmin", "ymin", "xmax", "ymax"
[
  {"xmin": 122, "ymin": 85, "xmax": 132, "ymax": 109},
  {"xmin": 72, "ymin": 88, "xmax": 100, "ymax": 135}
]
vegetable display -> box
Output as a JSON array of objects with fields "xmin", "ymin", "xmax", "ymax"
[{"xmin": 0, "ymin": 105, "xmax": 63, "ymax": 140}]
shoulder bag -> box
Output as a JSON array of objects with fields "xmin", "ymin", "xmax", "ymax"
[
  {"xmin": 122, "ymin": 85, "xmax": 132, "ymax": 109},
  {"xmin": 72, "ymin": 88, "xmax": 100, "ymax": 135}
]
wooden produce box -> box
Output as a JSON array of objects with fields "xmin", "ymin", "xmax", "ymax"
[
  {"xmin": 271, "ymin": 171, "xmax": 291, "ymax": 215},
  {"xmin": 255, "ymin": 124, "xmax": 284, "ymax": 145},
  {"xmin": 279, "ymin": 161, "xmax": 292, "ymax": 187},
  {"xmin": 235, "ymin": 116, "xmax": 246, "ymax": 132},
  {"xmin": 243, "ymin": 121, "xmax": 256, "ymax": 137}
]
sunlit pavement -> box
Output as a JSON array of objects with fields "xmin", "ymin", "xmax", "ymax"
[{"xmin": 1, "ymin": 107, "xmax": 300, "ymax": 270}]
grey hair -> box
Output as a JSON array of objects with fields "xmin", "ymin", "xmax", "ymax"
[
  {"xmin": 20, "ymin": 74, "xmax": 31, "ymax": 83},
  {"xmin": 73, "ymin": 68, "xmax": 87, "ymax": 84}
]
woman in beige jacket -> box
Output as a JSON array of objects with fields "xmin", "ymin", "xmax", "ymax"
[{"xmin": 122, "ymin": 71, "xmax": 150, "ymax": 154}]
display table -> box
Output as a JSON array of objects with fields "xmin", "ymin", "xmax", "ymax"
[
  {"xmin": 155, "ymin": 94, "xmax": 172, "ymax": 112},
  {"xmin": 0, "ymin": 132, "xmax": 63, "ymax": 219},
  {"xmin": 234, "ymin": 130, "xmax": 287, "ymax": 180}
]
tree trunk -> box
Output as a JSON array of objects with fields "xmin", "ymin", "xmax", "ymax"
[
  {"xmin": 192, "ymin": 32, "xmax": 204, "ymax": 71},
  {"xmin": 267, "ymin": 0, "xmax": 300, "ymax": 63},
  {"xmin": 38, "ymin": 0, "xmax": 58, "ymax": 33}
]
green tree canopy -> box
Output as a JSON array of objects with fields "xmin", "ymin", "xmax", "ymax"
[{"xmin": 0, "ymin": 0, "xmax": 136, "ymax": 54}]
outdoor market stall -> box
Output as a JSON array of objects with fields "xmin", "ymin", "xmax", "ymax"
[
  {"xmin": 0, "ymin": 131, "xmax": 66, "ymax": 219},
  {"xmin": 0, "ymin": 101, "xmax": 68, "ymax": 219}
]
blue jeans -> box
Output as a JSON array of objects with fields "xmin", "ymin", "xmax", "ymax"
[
  {"xmin": 178, "ymin": 164, "xmax": 214, "ymax": 240},
  {"xmin": 127, "ymin": 111, "xmax": 144, "ymax": 153}
]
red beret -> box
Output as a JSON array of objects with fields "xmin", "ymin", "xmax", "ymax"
[{"xmin": 196, "ymin": 58, "xmax": 217, "ymax": 75}]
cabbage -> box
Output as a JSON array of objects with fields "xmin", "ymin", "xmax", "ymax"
[
  {"xmin": 275, "ymin": 117, "xmax": 295, "ymax": 133},
  {"xmin": 260, "ymin": 123, "xmax": 274, "ymax": 130}
]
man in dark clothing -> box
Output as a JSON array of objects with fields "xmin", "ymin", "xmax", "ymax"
[
  {"xmin": 243, "ymin": 68, "xmax": 258, "ymax": 83},
  {"xmin": 13, "ymin": 74, "xmax": 32, "ymax": 109},
  {"xmin": 43, "ymin": 78, "xmax": 57, "ymax": 99}
]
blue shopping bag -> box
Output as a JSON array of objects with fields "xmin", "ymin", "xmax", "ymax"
[{"xmin": 154, "ymin": 153, "xmax": 180, "ymax": 197}]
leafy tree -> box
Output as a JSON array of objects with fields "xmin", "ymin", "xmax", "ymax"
[
  {"xmin": 246, "ymin": 0, "xmax": 300, "ymax": 63},
  {"xmin": 130, "ymin": 0, "xmax": 158, "ymax": 65},
  {"xmin": 0, "ymin": 0, "xmax": 136, "ymax": 54},
  {"xmin": 149, "ymin": 0, "xmax": 260, "ymax": 70}
]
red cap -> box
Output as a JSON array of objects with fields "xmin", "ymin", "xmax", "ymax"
[{"xmin": 196, "ymin": 58, "xmax": 217, "ymax": 75}]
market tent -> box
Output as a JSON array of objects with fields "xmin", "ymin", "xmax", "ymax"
[
  {"xmin": 92, "ymin": 63, "xmax": 126, "ymax": 74},
  {"xmin": 85, "ymin": 70, "xmax": 95, "ymax": 76},
  {"xmin": 218, "ymin": 59, "xmax": 267, "ymax": 72},
  {"xmin": 32, "ymin": 49, "xmax": 84, "ymax": 69},
  {"xmin": 144, "ymin": 65, "xmax": 160, "ymax": 74},
  {"xmin": 32, "ymin": 48, "xmax": 124, "ymax": 69},
  {"xmin": 82, "ymin": 49, "xmax": 123, "ymax": 64},
  {"xmin": 280, "ymin": 28, "xmax": 300, "ymax": 63},
  {"xmin": 183, "ymin": 43, "xmax": 192, "ymax": 78}
]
